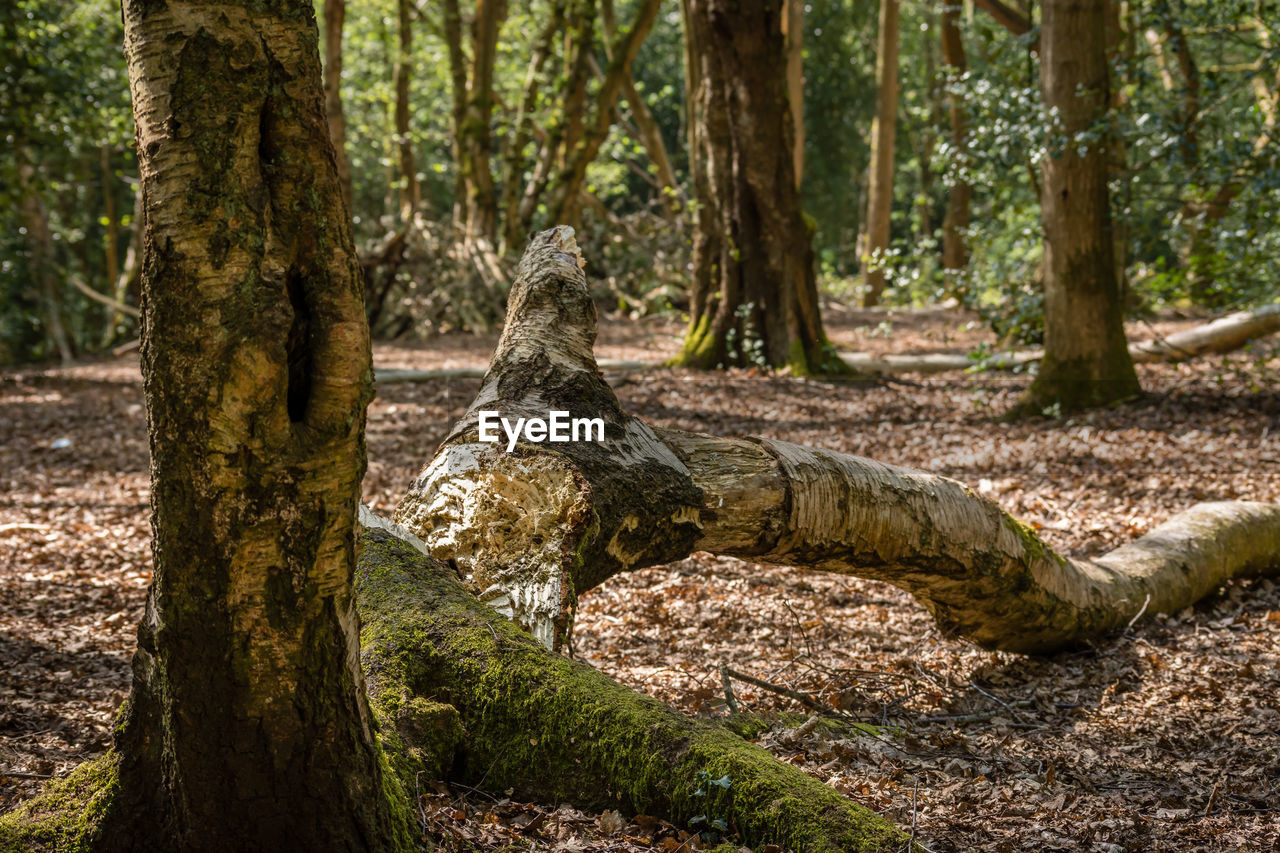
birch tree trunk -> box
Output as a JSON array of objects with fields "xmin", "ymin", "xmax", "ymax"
[
  {"xmin": 860, "ymin": 0, "xmax": 899, "ymax": 306},
  {"xmin": 398, "ymin": 228, "xmax": 1280, "ymax": 657},
  {"xmin": 104, "ymin": 1, "xmax": 411, "ymax": 847}
]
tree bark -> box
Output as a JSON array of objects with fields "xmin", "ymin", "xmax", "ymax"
[
  {"xmin": 103, "ymin": 2, "xmax": 411, "ymax": 848},
  {"xmin": 673, "ymin": 0, "xmax": 843, "ymax": 375},
  {"xmin": 324, "ymin": 0, "xmax": 354, "ymax": 211},
  {"xmin": 939, "ymin": 0, "xmax": 971, "ymax": 281},
  {"xmin": 860, "ymin": 0, "xmax": 900, "ymax": 306},
  {"xmin": 397, "ymin": 228, "xmax": 1280, "ymax": 659},
  {"xmin": 1018, "ymin": 0, "xmax": 1140, "ymax": 414}
]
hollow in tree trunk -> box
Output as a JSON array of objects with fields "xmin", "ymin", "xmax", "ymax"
[{"xmin": 673, "ymin": 0, "xmax": 843, "ymax": 375}]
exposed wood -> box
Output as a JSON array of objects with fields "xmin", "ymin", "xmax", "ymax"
[{"xmin": 397, "ymin": 229, "xmax": 1280, "ymax": 662}]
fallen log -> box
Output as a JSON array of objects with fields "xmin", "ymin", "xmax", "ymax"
[
  {"xmin": 395, "ymin": 227, "xmax": 1280, "ymax": 655},
  {"xmin": 355, "ymin": 513, "xmax": 908, "ymax": 853},
  {"xmin": 374, "ymin": 303, "xmax": 1280, "ymax": 383}
]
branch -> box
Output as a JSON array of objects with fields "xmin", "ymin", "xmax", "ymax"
[{"xmin": 69, "ymin": 275, "xmax": 140, "ymax": 318}]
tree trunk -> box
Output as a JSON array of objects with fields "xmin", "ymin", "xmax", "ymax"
[
  {"xmin": 499, "ymin": 0, "xmax": 565, "ymax": 253},
  {"xmin": 16, "ymin": 155, "xmax": 73, "ymax": 364},
  {"xmin": 115, "ymin": 177, "xmax": 144, "ymax": 311},
  {"xmin": 396, "ymin": 228, "xmax": 1280, "ymax": 660},
  {"xmin": 324, "ymin": 0, "xmax": 354, "ymax": 211},
  {"xmin": 939, "ymin": 0, "xmax": 971, "ymax": 281},
  {"xmin": 1018, "ymin": 0, "xmax": 1139, "ymax": 414},
  {"xmin": 459, "ymin": 0, "xmax": 508, "ymax": 246},
  {"xmin": 861, "ymin": 0, "xmax": 899, "ymax": 306},
  {"xmin": 100, "ymin": 145, "xmax": 122, "ymax": 347},
  {"xmin": 442, "ymin": 0, "xmax": 470, "ymax": 230},
  {"xmin": 545, "ymin": 0, "xmax": 663, "ymax": 228},
  {"xmin": 600, "ymin": 0, "xmax": 681, "ymax": 210},
  {"xmin": 394, "ymin": 0, "xmax": 419, "ymax": 221},
  {"xmin": 105, "ymin": 2, "xmax": 411, "ymax": 848},
  {"xmin": 673, "ymin": 0, "xmax": 843, "ymax": 376}
]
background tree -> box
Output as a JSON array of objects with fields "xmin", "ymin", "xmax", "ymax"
[
  {"xmin": 674, "ymin": 0, "xmax": 843, "ymax": 375},
  {"xmin": 860, "ymin": 0, "xmax": 900, "ymax": 306},
  {"xmin": 1018, "ymin": 0, "xmax": 1141, "ymax": 413}
]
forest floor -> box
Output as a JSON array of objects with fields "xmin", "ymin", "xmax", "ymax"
[{"xmin": 2, "ymin": 306, "xmax": 1278, "ymax": 852}]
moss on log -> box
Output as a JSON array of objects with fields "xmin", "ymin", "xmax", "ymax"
[
  {"xmin": 0, "ymin": 753, "xmax": 119, "ymax": 853},
  {"xmin": 356, "ymin": 526, "xmax": 908, "ymax": 853}
]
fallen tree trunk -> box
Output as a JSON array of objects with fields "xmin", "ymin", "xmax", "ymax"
[
  {"xmin": 395, "ymin": 228, "xmax": 1280, "ymax": 655},
  {"xmin": 355, "ymin": 515, "xmax": 907, "ymax": 853},
  {"xmin": 373, "ymin": 303, "xmax": 1280, "ymax": 384}
]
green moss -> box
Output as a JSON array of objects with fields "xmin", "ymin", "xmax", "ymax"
[
  {"xmin": 1002, "ymin": 513, "xmax": 1068, "ymax": 574},
  {"xmin": 0, "ymin": 752, "xmax": 120, "ymax": 853},
  {"xmin": 669, "ymin": 312, "xmax": 719, "ymax": 368},
  {"xmin": 356, "ymin": 529, "xmax": 908, "ymax": 853}
]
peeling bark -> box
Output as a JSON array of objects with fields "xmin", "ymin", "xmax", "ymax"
[{"xmin": 399, "ymin": 228, "xmax": 1280, "ymax": 658}]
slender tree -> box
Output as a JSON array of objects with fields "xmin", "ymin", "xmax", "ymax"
[
  {"xmin": 107, "ymin": 0, "xmax": 410, "ymax": 847},
  {"xmin": 1018, "ymin": 0, "xmax": 1140, "ymax": 413},
  {"xmin": 939, "ymin": 0, "xmax": 971, "ymax": 279},
  {"xmin": 394, "ymin": 0, "xmax": 419, "ymax": 220},
  {"xmin": 861, "ymin": 0, "xmax": 900, "ymax": 306},
  {"xmin": 674, "ymin": 0, "xmax": 843, "ymax": 375},
  {"xmin": 324, "ymin": 0, "xmax": 354, "ymax": 210}
]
